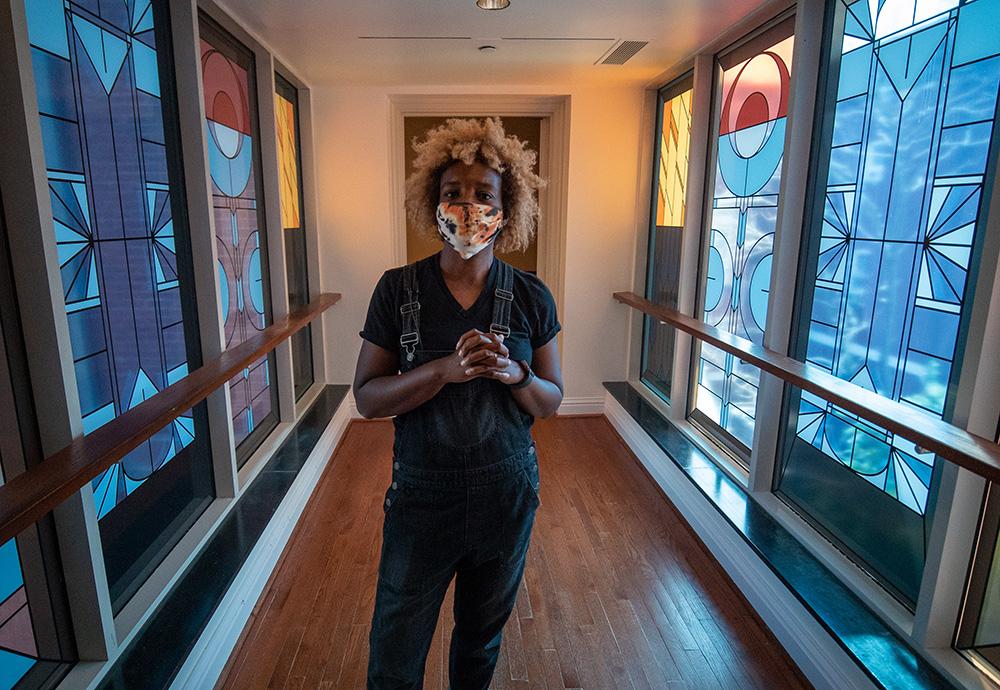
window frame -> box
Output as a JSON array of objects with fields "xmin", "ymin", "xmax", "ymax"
[
  {"xmin": 197, "ymin": 8, "xmax": 282, "ymax": 468},
  {"xmin": 274, "ymin": 70, "xmax": 315, "ymax": 402},
  {"xmin": 639, "ymin": 72, "xmax": 695, "ymax": 407},
  {"xmin": 686, "ymin": 9, "xmax": 799, "ymax": 469}
]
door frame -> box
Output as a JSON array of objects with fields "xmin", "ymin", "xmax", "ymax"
[{"xmin": 388, "ymin": 94, "xmax": 570, "ymax": 360}]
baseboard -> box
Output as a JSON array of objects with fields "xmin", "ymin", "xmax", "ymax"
[
  {"xmin": 169, "ymin": 396, "xmax": 353, "ymax": 690},
  {"xmin": 556, "ymin": 395, "xmax": 604, "ymax": 415},
  {"xmin": 603, "ymin": 391, "xmax": 876, "ymax": 690}
]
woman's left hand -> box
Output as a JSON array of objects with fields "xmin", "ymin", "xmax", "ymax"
[{"xmin": 456, "ymin": 329, "xmax": 524, "ymax": 384}]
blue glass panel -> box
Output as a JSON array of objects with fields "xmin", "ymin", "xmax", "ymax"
[
  {"xmin": 795, "ymin": 0, "xmax": 1000, "ymax": 517},
  {"xmin": 694, "ymin": 25, "xmax": 796, "ymax": 449},
  {"xmin": 26, "ymin": 0, "xmax": 199, "ymax": 521}
]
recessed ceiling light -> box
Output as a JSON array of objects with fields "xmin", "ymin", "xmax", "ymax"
[
  {"xmin": 479, "ymin": 44, "xmax": 497, "ymax": 52},
  {"xmin": 476, "ymin": 0, "xmax": 510, "ymax": 10}
]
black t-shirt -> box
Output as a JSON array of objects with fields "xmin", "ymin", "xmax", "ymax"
[{"xmin": 359, "ymin": 251, "xmax": 561, "ymax": 366}]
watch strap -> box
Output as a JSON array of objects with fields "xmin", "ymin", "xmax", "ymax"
[{"xmin": 509, "ymin": 359, "xmax": 534, "ymax": 389}]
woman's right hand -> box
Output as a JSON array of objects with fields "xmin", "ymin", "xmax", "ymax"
[{"xmin": 433, "ymin": 328, "xmax": 507, "ymax": 385}]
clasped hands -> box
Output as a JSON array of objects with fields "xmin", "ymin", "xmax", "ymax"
[{"xmin": 433, "ymin": 328, "xmax": 526, "ymax": 386}]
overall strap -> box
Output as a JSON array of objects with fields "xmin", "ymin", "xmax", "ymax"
[
  {"xmin": 399, "ymin": 263, "xmax": 421, "ymax": 362},
  {"xmin": 489, "ymin": 260, "xmax": 515, "ymax": 337}
]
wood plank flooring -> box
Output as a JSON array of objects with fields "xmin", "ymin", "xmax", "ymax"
[{"xmin": 216, "ymin": 415, "xmax": 811, "ymax": 689}]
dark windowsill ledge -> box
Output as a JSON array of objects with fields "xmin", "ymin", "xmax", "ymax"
[
  {"xmin": 96, "ymin": 384, "xmax": 349, "ymax": 690},
  {"xmin": 603, "ymin": 380, "xmax": 956, "ymax": 690}
]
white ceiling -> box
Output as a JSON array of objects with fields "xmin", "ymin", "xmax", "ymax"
[{"xmin": 220, "ymin": 0, "xmax": 772, "ymax": 87}]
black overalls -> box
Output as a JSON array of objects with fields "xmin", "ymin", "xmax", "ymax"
[{"xmin": 367, "ymin": 257, "xmax": 541, "ymax": 690}]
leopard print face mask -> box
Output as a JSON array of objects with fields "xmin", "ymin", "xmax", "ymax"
[{"xmin": 435, "ymin": 202, "xmax": 505, "ymax": 260}]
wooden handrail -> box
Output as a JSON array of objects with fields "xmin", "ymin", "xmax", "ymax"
[
  {"xmin": 0, "ymin": 293, "xmax": 340, "ymax": 544},
  {"xmin": 614, "ymin": 291, "xmax": 1000, "ymax": 484}
]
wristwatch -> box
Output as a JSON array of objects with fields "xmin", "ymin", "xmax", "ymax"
[{"xmin": 509, "ymin": 359, "xmax": 535, "ymax": 389}]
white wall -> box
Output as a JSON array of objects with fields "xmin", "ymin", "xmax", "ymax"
[{"xmin": 312, "ymin": 83, "xmax": 647, "ymax": 405}]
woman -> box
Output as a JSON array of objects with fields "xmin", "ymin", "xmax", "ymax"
[{"xmin": 354, "ymin": 116, "xmax": 564, "ymax": 690}]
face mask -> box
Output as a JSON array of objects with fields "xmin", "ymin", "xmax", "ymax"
[{"xmin": 435, "ymin": 202, "xmax": 505, "ymax": 260}]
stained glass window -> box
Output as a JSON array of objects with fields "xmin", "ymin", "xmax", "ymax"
[
  {"xmin": 641, "ymin": 77, "xmax": 693, "ymax": 403},
  {"xmin": 778, "ymin": 0, "xmax": 1000, "ymax": 604},
  {"xmin": 275, "ymin": 81, "xmax": 301, "ymax": 231},
  {"xmin": 26, "ymin": 0, "xmax": 199, "ymax": 519},
  {"xmin": 200, "ymin": 16, "xmax": 278, "ymax": 459},
  {"xmin": 795, "ymin": 0, "xmax": 1000, "ymax": 513},
  {"xmin": 275, "ymin": 73, "xmax": 313, "ymax": 401},
  {"xmin": 691, "ymin": 18, "xmax": 795, "ymax": 454},
  {"xmin": 0, "ymin": 469, "xmax": 37, "ymax": 688},
  {"xmin": 26, "ymin": 0, "xmax": 214, "ymax": 612}
]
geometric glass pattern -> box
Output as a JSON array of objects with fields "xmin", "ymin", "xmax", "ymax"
[
  {"xmin": 693, "ymin": 19, "xmax": 796, "ymax": 450},
  {"xmin": 656, "ymin": 88, "xmax": 693, "ymax": 227},
  {"xmin": 200, "ymin": 27, "xmax": 275, "ymax": 450},
  {"xmin": 275, "ymin": 74, "xmax": 313, "ymax": 401},
  {"xmin": 641, "ymin": 80, "xmax": 694, "ymax": 403},
  {"xmin": 26, "ymin": 0, "xmax": 198, "ymax": 520},
  {"xmin": 0, "ymin": 459, "xmax": 37, "ymax": 688},
  {"xmin": 795, "ymin": 0, "xmax": 1000, "ymax": 515}
]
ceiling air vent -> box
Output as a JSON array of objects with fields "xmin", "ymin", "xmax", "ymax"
[{"xmin": 598, "ymin": 40, "xmax": 648, "ymax": 65}]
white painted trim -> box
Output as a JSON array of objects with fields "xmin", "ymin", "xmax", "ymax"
[
  {"xmin": 603, "ymin": 391, "xmax": 876, "ymax": 690},
  {"xmin": 556, "ymin": 397, "xmax": 605, "ymax": 416},
  {"xmin": 169, "ymin": 398, "xmax": 351, "ymax": 690},
  {"xmin": 386, "ymin": 94, "xmax": 571, "ymax": 365}
]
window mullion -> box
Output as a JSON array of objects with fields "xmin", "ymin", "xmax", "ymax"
[
  {"xmin": 670, "ymin": 53, "xmax": 714, "ymax": 423},
  {"xmin": 254, "ymin": 48, "xmax": 297, "ymax": 425},
  {"xmin": 169, "ymin": 0, "xmax": 239, "ymax": 499},
  {"xmin": 750, "ymin": 0, "xmax": 826, "ymax": 492},
  {"xmin": 297, "ymin": 88, "xmax": 328, "ymax": 386}
]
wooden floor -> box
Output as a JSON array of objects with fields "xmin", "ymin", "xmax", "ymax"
[{"xmin": 217, "ymin": 415, "xmax": 811, "ymax": 689}]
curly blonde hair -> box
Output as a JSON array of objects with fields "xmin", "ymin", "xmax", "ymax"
[{"xmin": 404, "ymin": 117, "xmax": 546, "ymax": 254}]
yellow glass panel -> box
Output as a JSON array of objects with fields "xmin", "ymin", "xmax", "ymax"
[
  {"xmin": 275, "ymin": 92, "xmax": 301, "ymax": 229},
  {"xmin": 655, "ymin": 88, "xmax": 692, "ymax": 228}
]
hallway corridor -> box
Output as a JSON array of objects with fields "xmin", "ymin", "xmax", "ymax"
[{"xmin": 216, "ymin": 416, "xmax": 809, "ymax": 689}]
